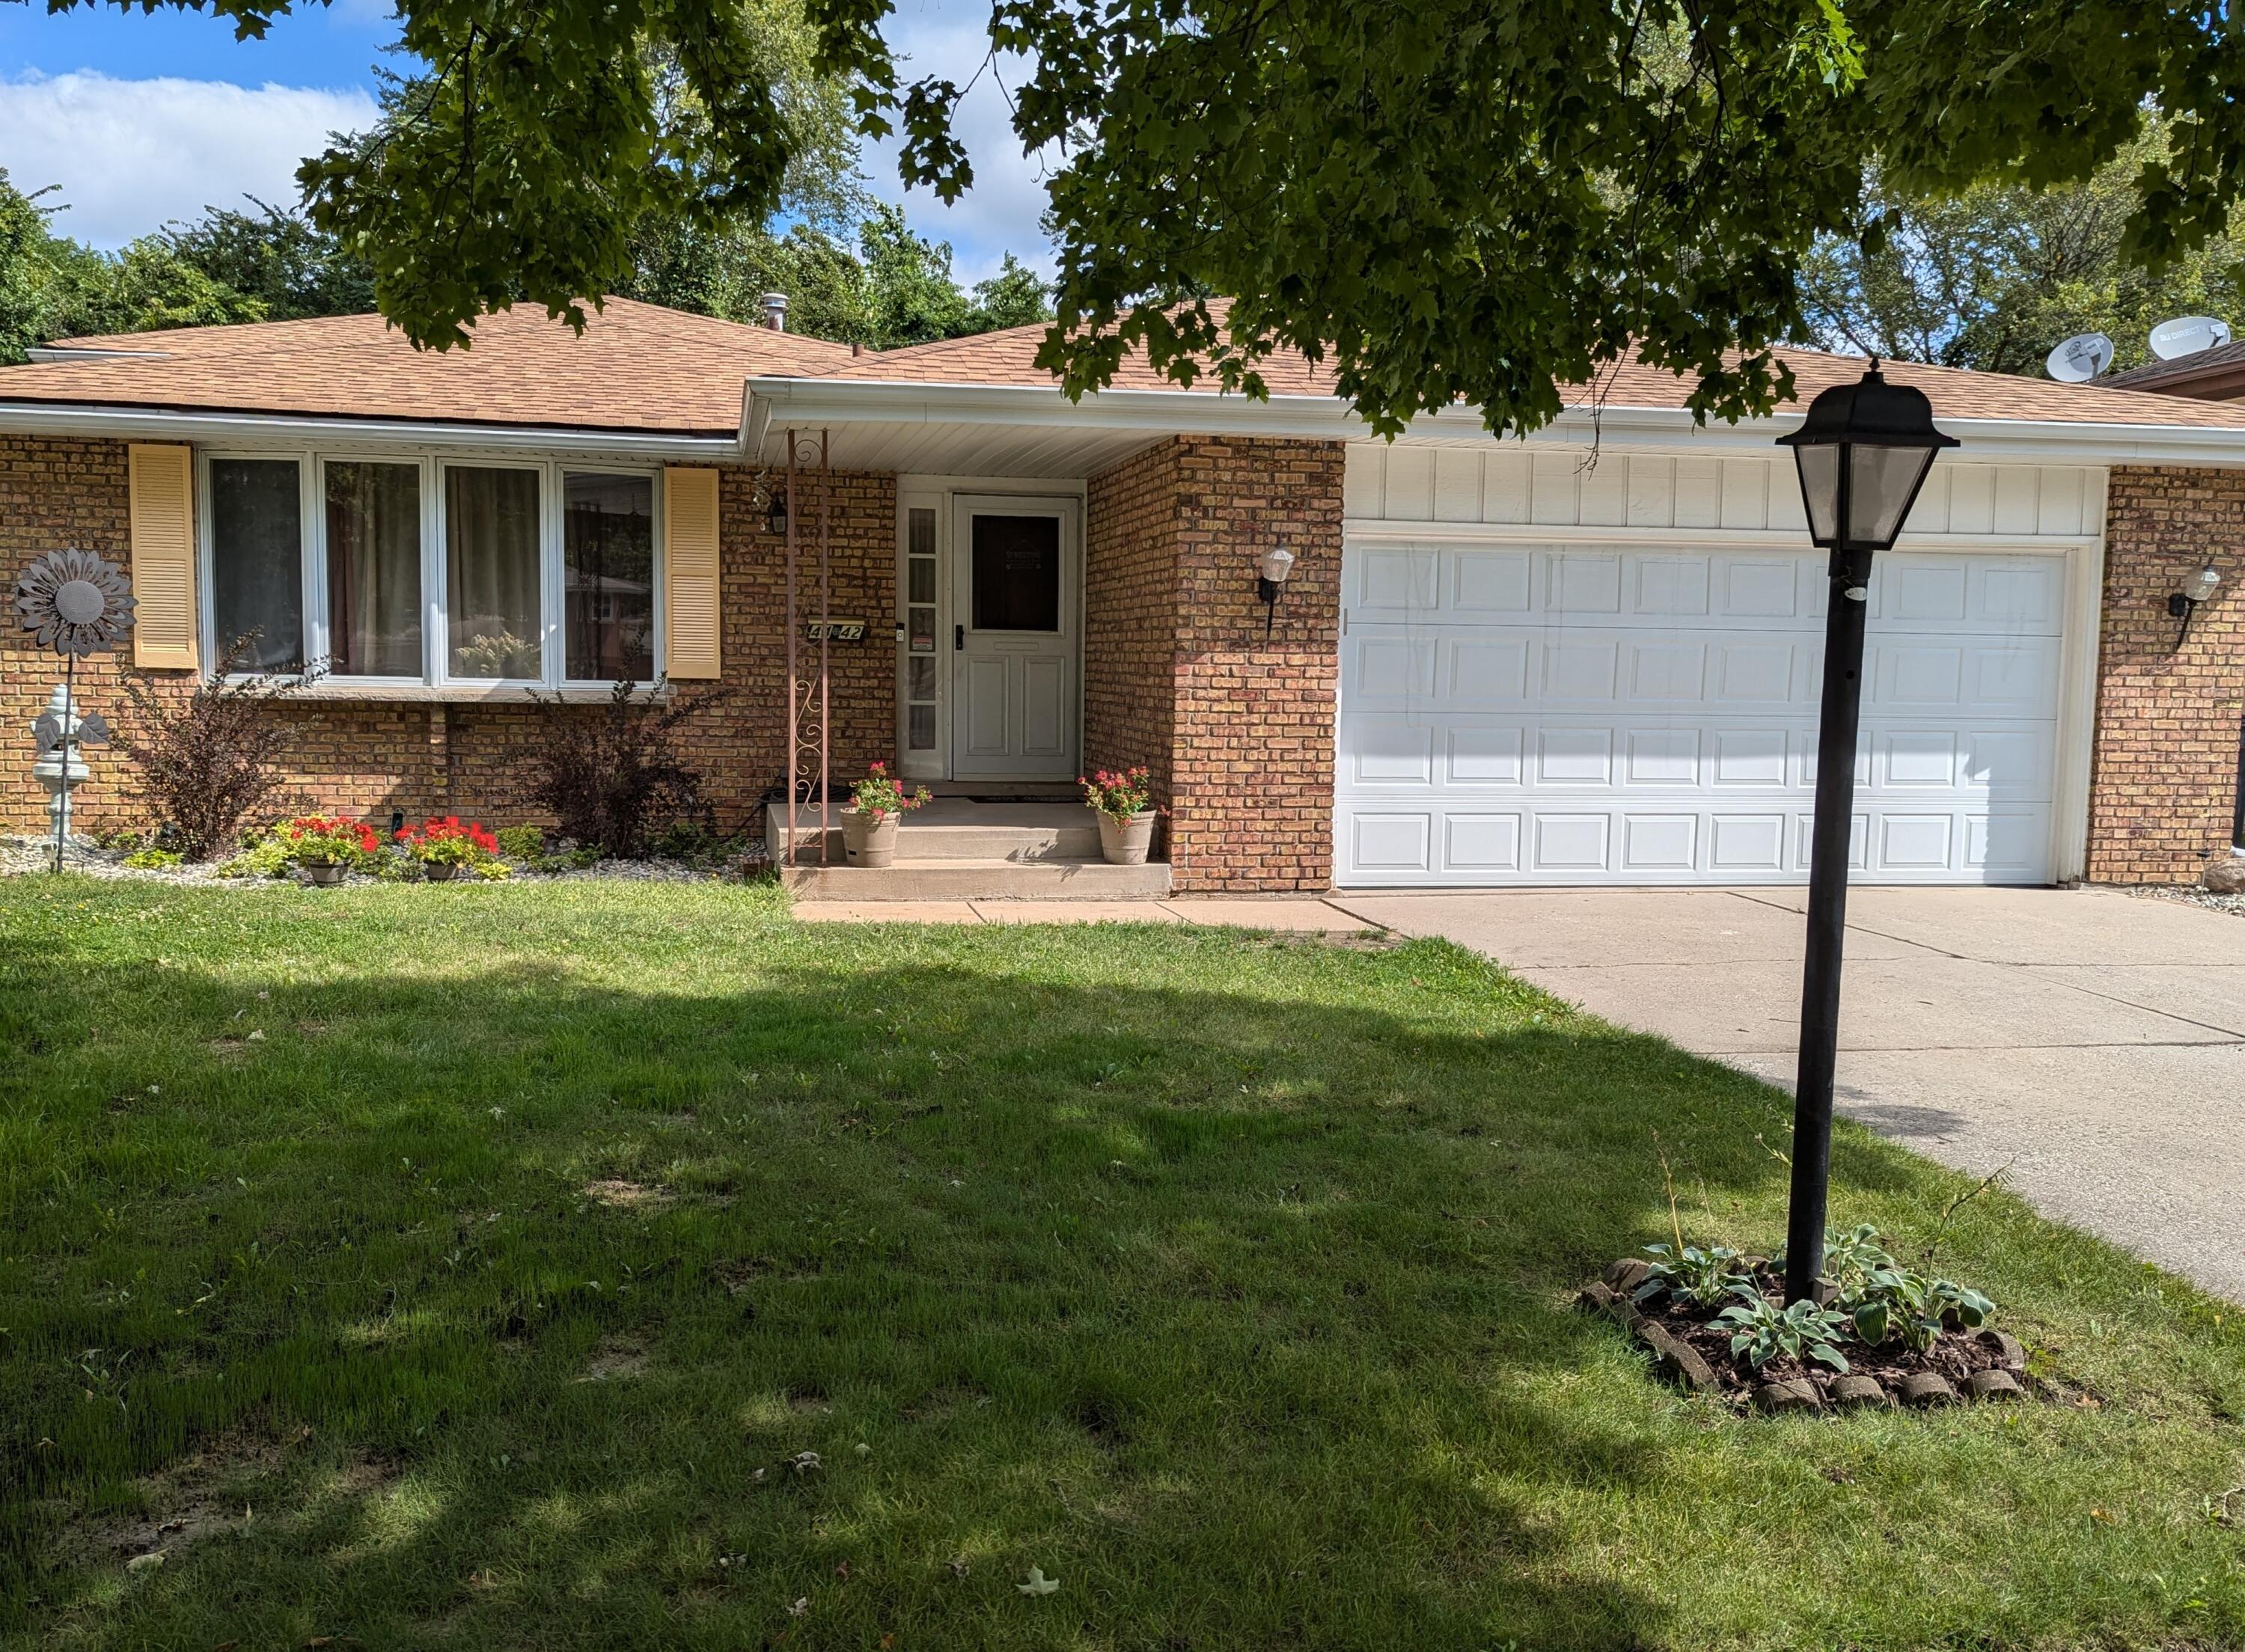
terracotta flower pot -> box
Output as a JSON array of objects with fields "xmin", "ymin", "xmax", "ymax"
[
  {"xmin": 423, "ymin": 862, "xmax": 462, "ymax": 883},
  {"xmin": 299, "ymin": 859, "xmax": 346, "ymax": 887},
  {"xmin": 843, "ymin": 809, "xmax": 899, "ymax": 868},
  {"xmin": 1097, "ymin": 809, "xmax": 1158, "ymax": 866}
]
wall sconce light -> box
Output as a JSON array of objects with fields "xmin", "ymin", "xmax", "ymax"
[
  {"xmin": 1256, "ymin": 545, "xmax": 1297, "ymax": 638},
  {"xmin": 764, "ymin": 489, "xmax": 789, "ymax": 539},
  {"xmin": 2169, "ymin": 560, "xmax": 2220, "ymax": 647}
]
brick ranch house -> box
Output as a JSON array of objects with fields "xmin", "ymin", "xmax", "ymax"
[{"xmin": 1, "ymin": 297, "xmax": 2241, "ymax": 893}]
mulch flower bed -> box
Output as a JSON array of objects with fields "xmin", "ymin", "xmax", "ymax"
[{"xmin": 1580, "ymin": 1257, "xmax": 2033, "ymax": 1413}]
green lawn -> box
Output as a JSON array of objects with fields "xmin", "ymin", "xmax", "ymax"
[{"xmin": 1, "ymin": 877, "xmax": 2241, "ymax": 1651}]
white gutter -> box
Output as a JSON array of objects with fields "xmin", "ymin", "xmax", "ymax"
[
  {"xmin": 0, "ymin": 400, "xmax": 744, "ymax": 461},
  {"xmin": 745, "ymin": 375, "xmax": 2245, "ymax": 468}
]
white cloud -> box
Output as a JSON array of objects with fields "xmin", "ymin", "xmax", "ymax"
[
  {"xmin": 860, "ymin": 1, "xmax": 1057, "ymax": 285},
  {"xmin": 0, "ymin": 70, "xmax": 378, "ymax": 247}
]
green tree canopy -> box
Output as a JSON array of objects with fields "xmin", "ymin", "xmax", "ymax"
[
  {"xmin": 1797, "ymin": 131, "xmax": 2245, "ymax": 377},
  {"xmin": 47, "ymin": 0, "xmax": 2245, "ymax": 433}
]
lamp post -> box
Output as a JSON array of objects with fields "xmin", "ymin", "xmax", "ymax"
[{"xmin": 1775, "ymin": 361, "xmax": 1958, "ymax": 1305}]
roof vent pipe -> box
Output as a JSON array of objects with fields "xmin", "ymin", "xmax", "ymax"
[{"xmin": 760, "ymin": 292, "xmax": 788, "ymax": 332}]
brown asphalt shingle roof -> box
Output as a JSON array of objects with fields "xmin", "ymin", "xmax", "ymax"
[
  {"xmin": 830, "ymin": 323, "xmax": 2245, "ymax": 429},
  {"xmin": 0, "ymin": 299, "xmax": 855, "ymax": 435},
  {"xmin": 2103, "ymin": 340, "xmax": 2245, "ymax": 395},
  {"xmin": 8, "ymin": 296, "xmax": 2245, "ymax": 434}
]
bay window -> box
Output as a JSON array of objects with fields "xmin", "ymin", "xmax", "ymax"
[{"xmin": 199, "ymin": 450, "xmax": 663, "ymax": 689}]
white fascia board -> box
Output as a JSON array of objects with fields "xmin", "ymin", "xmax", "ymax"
[
  {"xmin": 747, "ymin": 375, "xmax": 2245, "ymax": 468},
  {"xmin": 745, "ymin": 376, "xmax": 1359, "ymax": 441},
  {"xmin": 0, "ymin": 400, "xmax": 745, "ymax": 461}
]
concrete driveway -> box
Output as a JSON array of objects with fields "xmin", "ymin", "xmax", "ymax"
[{"xmin": 1327, "ymin": 886, "xmax": 2245, "ymax": 1302}]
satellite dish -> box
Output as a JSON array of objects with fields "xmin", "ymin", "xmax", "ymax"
[
  {"xmin": 2045, "ymin": 332, "xmax": 2115, "ymax": 382},
  {"xmin": 2148, "ymin": 315, "xmax": 2234, "ymax": 361}
]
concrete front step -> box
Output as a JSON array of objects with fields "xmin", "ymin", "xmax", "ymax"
[
  {"xmin": 785, "ymin": 857, "xmax": 1170, "ymax": 902},
  {"xmin": 765, "ymin": 800, "xmax": 1102, "ymax": 864}
]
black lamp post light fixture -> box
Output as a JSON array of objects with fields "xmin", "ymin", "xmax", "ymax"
[
  {"xmin": 2169, "ymin": 559, "xmax": 2221, "ymax": 647},
  {"xmin": 1774, "ymin": 361, "xmax": 1958, "ymax": 1306},
  {"xmin": 1256, "ymin": 544, "xmax": 1297, "ymax": 638}
]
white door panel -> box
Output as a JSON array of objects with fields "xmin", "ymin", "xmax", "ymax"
[{"xmin": 1337, "ymin": 540, "xmax": 2068, "ymax": 887}]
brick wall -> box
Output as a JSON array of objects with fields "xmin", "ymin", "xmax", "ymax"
[
  {"xmin": 0, "ymin": 434, "xmax": 895, "ymax": 843},
  {"xmin": 1083, "ymin": 443, "xmax": 1180, "ymax": 794},
  {"xmin": 2086, "ymin": 466, "xmax": 2245, "ymax": 883},
  {"xmin": 1085, "ymin": 436, "xmax": 1346, "ymax": 892}
]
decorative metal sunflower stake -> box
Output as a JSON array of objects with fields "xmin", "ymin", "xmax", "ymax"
[{"xmin": 15, "ymin": 548, "xmax": 135, "ymax": 872}]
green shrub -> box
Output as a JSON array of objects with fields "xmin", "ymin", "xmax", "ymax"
[
  {"xmin": 121, "ymin": 846, "xmax": 183, "ymax": 869},
  {"xmin": 494, "ymin": 824, "xmax": 546, "ymax": 860}
]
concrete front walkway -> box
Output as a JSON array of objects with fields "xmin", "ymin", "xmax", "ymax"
[{"xmin": 1327, "ymin": 886, "xmax": 2245, "ymax": 1302}]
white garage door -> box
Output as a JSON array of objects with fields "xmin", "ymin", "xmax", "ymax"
[{"xmin": 1335, "ymin": 540, "xmax": 2068, "ymax": 887}]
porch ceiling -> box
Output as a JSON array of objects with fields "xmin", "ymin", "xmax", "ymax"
[{"xmin": 743, "ymin": 374, "xmax": 1360, "ymax": 478}]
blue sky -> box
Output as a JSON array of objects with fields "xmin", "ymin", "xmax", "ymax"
[{"xmin": 0, "ymin": 0, "xmax": 1051, "ymax": 283}]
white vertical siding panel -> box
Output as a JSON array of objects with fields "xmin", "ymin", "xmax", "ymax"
[
  {"xmin": 2035, "ymin": 468, "xmax": 2086, "ymax": 536},
  {"xmin": 1432, "ymin": 449, "xmax": 1483, "ymax": 521},
  {"xmin": 1530, "ymin": 452, "xmax": 1581, "ymax": 524},
  {"xmin": 1483, "ymin": 450, "xmax": 1533, "ymax": 522},
  {"xmin": 1673, "ymin": 458, "xmax": 1722, "ymax": 527},
  {"xmin": 1343, "ymin": 444, "xmax": 1385, "ymax": 517},
  {"xmin": 1719, "ymin": 459, "xmax": 1769, "ymax": 529},
  {"xmin": 1626, "ymin": 456, "xmax": 1674, "ymax": 527},
  {"xmin": 1908, "ymin": 465, "xmax": 1952, "ymax": 534},
  {"xmin": 1384, "ymin": 447, "xmax": 1435, "ymax": 520},
  {"xmin": 1992, "ymin": 466, "xmax": 2039, "ymax": 534},
  {"xmin": 1768, "ymin": 464, "xmax": 1808, "ymax": 533},
  {"xmin": 1949, "ymin": 465, "xmax": 1996, "ymax": 533},
  {"xmin": 1577, "ymin": 455, "xmax": 1628, "ymax": 524}
]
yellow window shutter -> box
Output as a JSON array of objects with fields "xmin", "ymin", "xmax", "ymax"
[
  {"xmin": 662, "ymin": 466, "xmax": 722, "ymax": 680},
  {"xmin": 128, "ymin": 443, "xmax": 199, "ymax": 670}
]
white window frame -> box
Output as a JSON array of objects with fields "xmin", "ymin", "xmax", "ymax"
[{"xmin": 196, "ymin": 447, "xmax": 665, "ymax": 694}]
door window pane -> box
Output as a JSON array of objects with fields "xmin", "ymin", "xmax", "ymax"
[
  {"xmin": 209, "ymin": 458, "xmax": 302, "ymax": 670},
  {"xmin": 563, "ymin": 471, "xmax": 655, "ymax": 681},
  {"xmin": 446, "ymin": 465, "xmax": 543, "ymax": 679},
  {"xmin": 970, "ymin": 514, "xmax": 1060, "ymax": 631},
  {"xmin": 325, "ymin": 460, "xmax": 423, "ymax": 676}
]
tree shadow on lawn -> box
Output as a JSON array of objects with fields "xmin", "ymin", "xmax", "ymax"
[{"xmin": 0, "ymin": 941, "xmax": 1951, "ymax": 1650}]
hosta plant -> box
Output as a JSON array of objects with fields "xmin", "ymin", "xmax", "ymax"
[
  {"xmin": 1815, "ymin": 1224, "xmax": 1898, "ymax": 1284},
  {"xmin": 1716, "ymin": 1294, "xmax": 1854, "ymax": 1374},
  {"xmin": 1774, "ymin": 1223, "xmax": 1897, "ymax": 1288},
  {"xmin": 1845, "ymin": 1267, "xmax": 1996, "ymax": 1355},
  {"xmin": 1637, "ymin": 1243, "xmax": 1751, "ymax": 1310}
]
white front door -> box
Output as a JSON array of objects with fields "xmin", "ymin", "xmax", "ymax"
[{"xmin": 951, "ymin": 495, "xmax": 1079, "ymax": 782}]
